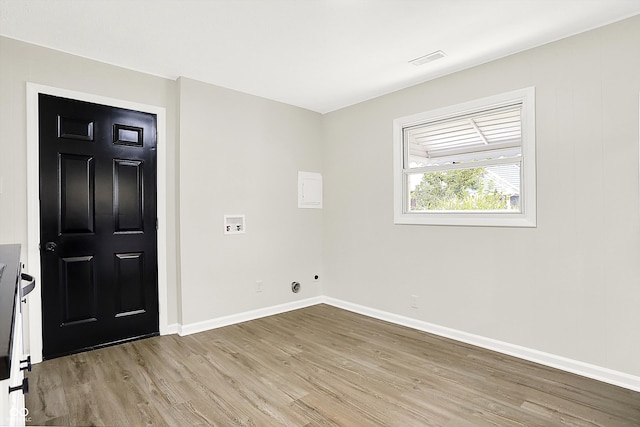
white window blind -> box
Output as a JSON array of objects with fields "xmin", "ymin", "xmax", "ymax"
[{"xmin": 405, "ymin": 103, "xmax": 522, "ymax": 168}]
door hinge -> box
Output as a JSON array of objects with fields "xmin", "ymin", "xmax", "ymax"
[{"xmin": 156, "ymin": 218, "xmax": 159, "ymax": 230}]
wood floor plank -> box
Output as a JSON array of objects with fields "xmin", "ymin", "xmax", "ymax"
[
  {"xmin": 25, "ymin": 304, "xmax": 640, "ymax": 426},
  {"xmin": 24, "ymin": 357, "xmax": 69, "ymax": 424}
]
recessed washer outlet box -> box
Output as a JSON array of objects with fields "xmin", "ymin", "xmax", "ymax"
[{"xmin": 224, "ymin": 214, "xmax": 245, "ymax": 235}]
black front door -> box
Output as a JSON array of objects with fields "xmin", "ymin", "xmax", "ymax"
[{"xmin": 38, "ymin": 94, "xmax": 159, "ymax": 359}]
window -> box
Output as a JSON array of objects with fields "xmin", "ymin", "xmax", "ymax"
[{"xmin": 393, "ymin": 87, "xmax": 536, "ymax": 227}]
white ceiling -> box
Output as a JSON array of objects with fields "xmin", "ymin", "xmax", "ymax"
[{"xmin": 1, "ymin": 0, "xmax": 640, "ymax": 113}]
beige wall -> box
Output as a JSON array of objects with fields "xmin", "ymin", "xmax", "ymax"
[
  {"xmin": 322, "ymin": 15, "xmax": 640, "ymax": 376},
  {"xmin": 0, "ymin": 36, "xmax": 181, "ymax": 324},
  {"xmin": 177, "ymin": 77, "xmax": 323, "ymax": 325}
]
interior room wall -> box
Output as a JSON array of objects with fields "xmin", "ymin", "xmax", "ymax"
[
  {"xmin": 0, "ymin": 36, "xmax": 180, "ymax": 325},
  {"xmin": 177, "ymin": 77, "xmax": 323, "ymax": 326},
  {"xmin": 321, "ymin": 15, "xmax": 640, "ymax": 376},
  {"xmin": 1, "ymin": 13, "xmax": 639, "ymax": 382}
]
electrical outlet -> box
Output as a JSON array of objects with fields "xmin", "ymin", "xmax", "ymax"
[
  {"xmin": 256, "ymin": 280, "xmax": 263, "ymax": 293},
  {"xmin": 410, "ymin": 294, "xmax": 419, "ymax": 309}
]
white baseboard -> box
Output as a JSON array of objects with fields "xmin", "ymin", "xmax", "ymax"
[
  {"xmin": 322, "ymin": 297, "xmax": 640, "ymax": 393},
  {"xmin": 178, "ymin": 297, "xmax": 324, "ymax": 336},
  {"xmin": 163, "ymin": 323, "xmax": 180, "ymax": 335}
]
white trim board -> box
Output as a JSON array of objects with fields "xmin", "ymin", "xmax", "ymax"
[
  {"xmin": 26, "ymin": 83, "xmax": 169, "ymax": 363},
  {"xmin": 322, "ymin": 297, "xmax": 640, "ymax": 393},
  {"xmin": 178, "ymin": 297, "xmax": 324, "ymax": 336}
]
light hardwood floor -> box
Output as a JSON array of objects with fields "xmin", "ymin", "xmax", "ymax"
[{"xmin": 26, "ymin": 304, "xmax": 639, "ymax": 426}]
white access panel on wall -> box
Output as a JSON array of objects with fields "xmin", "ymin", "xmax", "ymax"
[{"xmin": 298, "ymin": 171, "xmax": 322, "ymax": 209}]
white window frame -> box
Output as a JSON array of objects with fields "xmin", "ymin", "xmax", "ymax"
[{"xmin": 393, "ymin": 87, "xmax": 536, "ymax": 227}]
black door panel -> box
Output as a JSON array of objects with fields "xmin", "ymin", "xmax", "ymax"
[{"xmin": 39, "ymin": 94, "xmax": 158, "ymax": 359}]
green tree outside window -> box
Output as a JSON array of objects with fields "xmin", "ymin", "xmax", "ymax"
[{"xmin": 411, "ymin": 168, "xmax": 510, "ymax": 211}]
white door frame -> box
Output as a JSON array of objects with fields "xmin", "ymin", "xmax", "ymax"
[{"xmin": 26, "ymin": 83, "xmax": 169, "ymax": 363}]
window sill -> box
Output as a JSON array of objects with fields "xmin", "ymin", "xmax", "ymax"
[{"xmin": 394, "ymin": 211, "xmax": 536, "ymax": 228}]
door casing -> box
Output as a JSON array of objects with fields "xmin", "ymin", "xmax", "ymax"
[{"xmin": 26, "ymin": 83, "xmax": 169, "ymax": 364}]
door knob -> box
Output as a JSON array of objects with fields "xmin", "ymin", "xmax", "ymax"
[{"xmin": 44, "ymin": 242, "xmax": 57, "ymax": 252}]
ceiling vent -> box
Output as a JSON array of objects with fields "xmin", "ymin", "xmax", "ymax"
[{"xmin": 409, "ymin": 50, "xmax": 446, "ymax": 66}]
